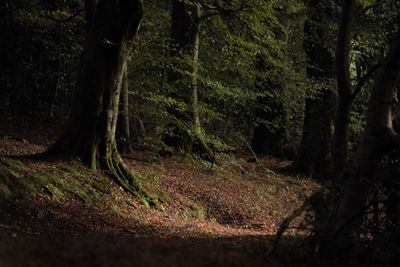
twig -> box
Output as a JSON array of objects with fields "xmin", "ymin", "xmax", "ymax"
[{"xmin": 239, "ymin": 136, "xmax": 258, "ymax": 163}]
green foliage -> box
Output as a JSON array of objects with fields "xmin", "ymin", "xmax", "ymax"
[{"xmin": 126, "ymin": 0, "xmax": 309, "ymax": 154}]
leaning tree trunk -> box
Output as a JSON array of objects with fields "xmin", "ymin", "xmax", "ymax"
[
  {"xmin": 45, "ymin": 0, "xmax": 153, "ymax": 205},
  {"xmin": 316, "ymin": 27, "xmax": 400, "ymax": 261},
  {"xmin": 292, "ymin": 3, "xmax": 336, "ymax": 179},
  {"xmin": 164, "ymin": 0, "xmax": 213, "ymax": 162}
]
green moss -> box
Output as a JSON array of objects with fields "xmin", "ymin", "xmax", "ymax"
[
  {"xmin": 181, "ymin": 197, "xmax": 206, "ymax": 220},
  {"xmin": 0, "ymin": 157, "xmax": 26, "ymax": 171},
  {"xmin": 44, "ymin": 184, "xmax": 65, "ymax": 200},
  {"xmin": 0, "ymin": 158, "xmax": 36, "ymax": 200},
  {"xmin": 0, "ymin": 156, "xmax": 107, "ymax": 204},
  {"xmin": 59, "ymin": 164, "xmax": 81, "ymax": 176},
  {"xmin": 0, "ymin": 155, "xmax": 168, "ymax": 212}
]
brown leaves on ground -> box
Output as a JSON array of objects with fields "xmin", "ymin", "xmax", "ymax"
[
  {"xmin": 124, "ymin": 152, "xmax": 319, "ymax": 239},
  {"xmin": 0, "ymin": 116, "xmax": 320, "ymax": 266}
]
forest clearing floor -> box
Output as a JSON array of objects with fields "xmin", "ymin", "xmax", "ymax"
[{"xmin": 0, "ymin": 115, "xmax": 320, "ymax": 267}]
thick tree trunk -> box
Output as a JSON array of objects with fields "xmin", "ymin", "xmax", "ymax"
[
  {"xmin": 316, "ymin": 27, "xmax": 400, "ymax": 260},
  {"xmin": 164, "ymin": 1, "xmax": 213, "ymax": 162},
  {"xmin": 117, "ymin": 66, "xmax": 131, "ymax": 154},
  {"xmin": 292, "ymin": 7, "xmax": 336, "ymax": 179},
  {"xmin": 45, "ymin": 0, "xmax": 152, "ymax": 205}
]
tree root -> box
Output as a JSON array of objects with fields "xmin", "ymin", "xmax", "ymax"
[{"xmin": 105, "ymin": 148, "xmax": 159, "ymax": 208}]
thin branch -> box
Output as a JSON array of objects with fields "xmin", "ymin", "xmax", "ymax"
[{"xmin": 240, "ymin": 136, "xmax": 258, "ymax": 163}]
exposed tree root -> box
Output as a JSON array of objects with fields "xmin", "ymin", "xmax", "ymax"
[
  {"xmin": 43, "ymin": 139, "xmax": 159, "ymax": 208},
  {"xmin": 105, "ymin": 146, "xmax": 159, "ymax": 208}
]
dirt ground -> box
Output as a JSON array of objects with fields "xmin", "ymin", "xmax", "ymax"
[{"xmin": 0, "ymin": 115, "xmax": 319, "ymax": 266}]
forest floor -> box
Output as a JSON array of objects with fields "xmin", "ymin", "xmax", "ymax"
[{"xmin": 0, "ymin": 115, "xmax": 320, "ymax": 267}]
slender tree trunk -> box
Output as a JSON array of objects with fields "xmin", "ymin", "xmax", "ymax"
[
  {"xmin": 117, "ymin": 66, "xmax": 131, "ymax": 154},
  {"xmin": 45, "ymin": 0, "xmax": 153, "ymax": 205},
  {"xmin": 164, "ymin": 1, "xmax": 213, "ymax": 161},
  {"xmin": 333, "ymin": 0, "xmax": 355, "ymax": 176}
]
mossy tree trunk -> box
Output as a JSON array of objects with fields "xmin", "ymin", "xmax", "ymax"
[
  {"xmin": 292, "ymin": 2, "xmax": 336, "ymax": 179},
  {"xmin": 46, "ymin": 0, "xmax": 152, "ymax": 205},
  {"xmin": 164, "ymin": 0, "xmax": 213, "ymax": 162}
]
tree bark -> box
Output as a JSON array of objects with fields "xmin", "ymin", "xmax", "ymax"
[
  {"xmin": 117, "ymin": 66, "xmax": 131, "ymax": 154},
  {"xmin": 292, "ymin": 4, "xmax": 336, "ymax": 179},
  {"xmin": 333, "ymin": 0, "xmax": 355, "ymax": 177},
  {"xmin": 45, "ymin": 0, "xmax": 153, "ymax": 205}
]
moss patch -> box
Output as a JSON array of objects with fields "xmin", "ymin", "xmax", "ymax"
[
  {"xmin": 181, "ymin": 197, "xmax": 206, "ymax": 220},
  {"xmin": 0, "ymin": 157, "xmax": 110, "ymax": 204}
]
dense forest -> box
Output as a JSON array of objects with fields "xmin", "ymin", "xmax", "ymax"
[{"xmin": 0, "ymin": 0, "xmax": 400, "ymax": 266}]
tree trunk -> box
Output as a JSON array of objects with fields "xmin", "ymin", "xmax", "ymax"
[
  {"xmin": 295, "ymin": 92, "xmax": 335, "ymax": 178},
  {"xmin": 45, "ymin": 0, "xmax": 153, "ymax": 205},
  {"xmin": 117, "ymin": 66, "xmax": 131, "ymax": 154},
  {"xmin": 164, "ymin": 0, "xmax": 213, "ymax": 162},
  {"xmin": 332, "ymin": 0, "xmax": 355, "ymax": 177},
  {"xmin": 316, "ymin": 27, "xmax": 400, "ymax": 261},
  {"xmin": 292, "ymin": 5, "xmax": 336, "ymax": 179},
  {"xmin": 251, "ymin": 55, "xmax": 289, "ymax": 158}
]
